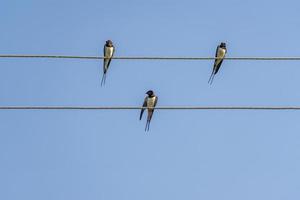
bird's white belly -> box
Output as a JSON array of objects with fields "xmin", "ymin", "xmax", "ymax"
[
  {"xmin": 217, "ymin": 48, "xmax": 226, "ymax": 58},
  {"xmin": 105, "ymin": 47, "xmax": 114, "ymax": 58},
  {"xmin": 147, "ymin": 97, "xmax": 156, "ymax": 107}
]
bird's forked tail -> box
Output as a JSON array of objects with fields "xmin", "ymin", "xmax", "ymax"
[
  {"xmin": 208, "ymin": 70, "xmax": 215, "ymax": 85},
  {"xmin": 101, "ymin": 70, "xmax": 107, "ymax": 86},
  {"xmin": 145, "ymin": 120, "xmax": 151, "ymax": 132}
]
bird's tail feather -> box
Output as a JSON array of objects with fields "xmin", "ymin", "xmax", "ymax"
[
  {"xmin": 208, "ymin": 70, "xmax": 214, "ymax": 84},
  {"xmin": 147, "ymin": 120, "xmax": 151, "ymax": 131},
  {"xmin": 145, "ymin": 111, "xmax": 154, "ymax": 132},
  {"xmin": 101, "ymin": 73, "xmax": 106, "ymax": 86},
  {"xmin": 145, "ymin": 121, "xmax": 149, "ymax": 132},
  {"xmin": 209, "ymin": 74, "xmax": 215, "ymax": 85},
  {"xmin": 101, "ymin": 59, "xmax": 109, "ymax": 86},
  {"xmin": 145, "ymin": 120, "xmax": 151, "ymax": 132}
]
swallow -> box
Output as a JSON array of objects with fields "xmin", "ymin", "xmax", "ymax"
[
  {"xmin": 101, "ymin": 40, "xmax": 115, "ymax": 86},
  {"xmin": 139, "ymin": 90, "xmax": 158, "ymax": 131},
  {"xmin": 208, "ymin": 42, "xmax": 227, "ymax": 84}
]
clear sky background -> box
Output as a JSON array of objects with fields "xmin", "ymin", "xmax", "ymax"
[{"xmin": 1, "ymin": 0, "xmax": 300, "ymax": 199}]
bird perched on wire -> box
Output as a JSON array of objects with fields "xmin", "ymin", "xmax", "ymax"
[
  {"xmin": 101, "ymin": 40, "xmax": 115, "ymax": 86},
  {"xmin": 208, "ymin": 42, "xmax": 227, "ymax": 84},
  {"xmin": 140, "ymin": 90, "xmax": 158, "ymax": 131}
]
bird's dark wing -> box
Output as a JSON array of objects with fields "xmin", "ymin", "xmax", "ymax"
[
  {"xmin": 103, "ymin": 45, "xmax": 108, "ymax": 73},
  {"xmin": 214, "ymin": 45, "xmax": 220, "ymax": 68},
  {"xmin": 154, "ymin": 96, "xmax": 158, "ymax": 107},
  {"xmin": 103, "ymin": 45, "xmax": 106, "ymax": 57},
  {"xmin": 139, "ymin": 97, "xmax": 147, "ymax": 120},
  {"xmin": 215, "ymin": 46, "xmax": 219, "ymax": 56},
  {"xmin": 214, "ymin": 60, "xmax": 223, "ymax": 74}
]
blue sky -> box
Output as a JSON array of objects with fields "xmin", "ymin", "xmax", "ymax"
[{"xmin": 1, "ymin": 0, "xmax": 300, "ymax": 199}]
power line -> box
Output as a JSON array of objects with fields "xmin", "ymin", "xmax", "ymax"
[
  {"xmin": 0, "ymin": 106, "xmax": 300, "ymax": 110},
  {"xmin": 1, "ymin": 55, "xmax": 300, "ymax": 60}
]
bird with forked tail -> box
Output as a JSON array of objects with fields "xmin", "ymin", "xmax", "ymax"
[
  {"xmin": 139, "ymin": 90, "xmax": 158, "ymax": 131},
  {"xmin": 101, "ymin": 40, "xmax": 115, "ymax": 86},
  {"xmin": 208, "ymin": 42, "xmax": 227, "ymax": 84}
]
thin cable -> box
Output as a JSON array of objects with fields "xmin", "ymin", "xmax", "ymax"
[
  {"xmin": 0, "ymin": 106, "xmax": 300, "ymax": 110},
  {"xmin": 1, "ymin": 55, "xmax": 300, "ymax": 60}
]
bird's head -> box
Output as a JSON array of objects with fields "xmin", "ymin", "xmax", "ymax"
[
  {"xmin": 220, "ymin": 42, "xmax": 226, "ymax": 48},
  {"xmin": 106, "ymin": 40, "xmax": 113, "ymax": 47},
  {"xmin": 146, "ymin": 90, "xmax": 154, "ymax": 97}
]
